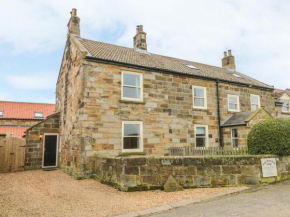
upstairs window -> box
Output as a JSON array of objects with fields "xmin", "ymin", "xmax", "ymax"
[
  {"xmin": 192, "ymin": 86, "xmax": 207, "ymax": 109},
  {"xmin": 282, "ymin": 101, "xmax": 290, "ymax": 113},
  {"xmin": 231, "ymin": 128, "xmax": 239, "ymax": 147},
  {"xmin": 122, "ymin": 121, "xmax": 143, "ymax": 152},
  {"xmin": 0, "ymin": 110, "xmax": 3, "ymax": 118},
  {"xmin": 194, "ymin": 125, "xmax": 208, "ymax": 148},
  {"xmin": 250, "ymin": 95, "xmax": 260, "ymax": 111},
  {"xmin": 34, "ymin": 112, "xmax": 44, "ymax": 118},
  {"xmin": 228, "ymin": 95, "xmax": 240, "ymax": 112},
  {"xmin": 121, "ymin": 71, "xmax": 143, "ymax": 102}
]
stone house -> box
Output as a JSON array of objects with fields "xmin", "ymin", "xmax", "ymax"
[
  {"xmin": 274, "ymin": 89, "xmax": 290, "ymax": 118},
  {"xmin": 0, "ymin": 101, "xmax": 55, "ymax": 139},
  {"xmin": 25, "ymin": 9, "xmax": 276, "ymax": 178}
]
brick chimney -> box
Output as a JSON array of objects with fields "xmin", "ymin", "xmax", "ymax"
[
  {"xmin": 222, "ymin": 50, "xmax": 236, "ymax": 70},
  {"xmin": 133, "ymin": 25, "xmax": 147, "ymax": 50},
  {"xmin": 67, "ymin": 8, "xmax": 80, "ymax": 36}
]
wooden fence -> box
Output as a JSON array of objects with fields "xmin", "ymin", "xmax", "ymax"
[
  {"xmin": 169, "ymin": 146, "xmax": 248, "ymax": 156},
  {"xmin": 0, "ymin": 138, "xmax": 25, "ymax": 173}
]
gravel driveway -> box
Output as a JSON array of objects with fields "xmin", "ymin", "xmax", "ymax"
[{"xmin": 0, "ymin": 170, "xmax": 231, "ymax": 217}]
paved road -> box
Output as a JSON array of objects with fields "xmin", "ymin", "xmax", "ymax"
[{"xmin": 152, "ymin": 181, "xmax": 290, "ymax": 217}]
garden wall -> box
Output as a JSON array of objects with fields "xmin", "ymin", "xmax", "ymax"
[{"xmin": 94, "ymin": 155, "xmax": 290, "ymax": 191}]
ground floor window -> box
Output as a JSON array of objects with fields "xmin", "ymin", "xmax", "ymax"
[
  {"xmin": 194, "ymin": 125, "xmax": 208, "ymax": 147},
  {"xmin": 122, "ymin": 121, "xmax": 143, "ymax": 152},
  {"xmin": 231, "ymin": 128, "xmax": 239, "ymax": 147}
]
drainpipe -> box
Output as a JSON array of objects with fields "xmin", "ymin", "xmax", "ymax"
[{"xmin": 216, "ymin": 80, "xmax": 224, "ymax": 147}]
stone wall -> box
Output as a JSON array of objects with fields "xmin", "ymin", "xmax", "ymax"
[
  {"xmin": 56, "ymin": 36, "xmax": 91, "ymax": 178},
  {"xmin": 95, "ymin": 155, "xmax": 290, "ymax": 191},
  {"xmin": 79, "ymin": 61, "xmax": 275, "ymax": 157},
  {"xmin": 25, "ymin": 113, "xmax": 60, "ymax": 170}
]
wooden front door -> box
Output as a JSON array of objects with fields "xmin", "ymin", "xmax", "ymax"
[{"xmin": 43, "ymin": 134, "xmax": 58, "ymax": 168}]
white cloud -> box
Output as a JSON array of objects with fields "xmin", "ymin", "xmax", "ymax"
[
  {"xmin": 4, "ymin": 74, "xmax": 56, "ymax": 90},
  {"xmin": 0, "ymin": 0, "xmax": 290, "ymax": 88}
]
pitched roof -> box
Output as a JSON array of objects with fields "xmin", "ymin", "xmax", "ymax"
[
  {"xmin": 0, "ymin": 126, "xmax": 29, "ymax": 139},
  {"xmin": 0, "ymin": 101, "xmax": 55, "ymax": 120},
  {"xmin": 76, "ymin": 37, "xmax": 273, "ymax": 89},
  {"xmin": 274, "ymin": 89, "xmax": 290, "ymax": 99},
  {"xmin": 221, "ymin": 111, "xmax": 255, "ymax": 127}
]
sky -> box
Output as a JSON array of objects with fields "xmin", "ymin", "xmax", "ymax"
[{"xmin": 0, "ymin": 0, "xmax": 290, "ymax": 104}]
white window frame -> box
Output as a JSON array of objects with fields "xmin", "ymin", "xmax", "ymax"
[
  {"xmin": 228, "ymin": 95, "xmax": 240, "ymax": 112},
  {"xmin": 250, "ymin": 94, "xmax": 260, "ymax": 111},
  {"xmin": 231, "ymin": 128, "xmax": 239, "ymax": 148},
  {"xmin": 34, "ymin": 112, "xmax": 44, "ymax": 118},
  {"xmin": 122, "ymin": 121, "xmax": 143, "ymax": 153},
  {"xmin": 192, "ymin": 86, "xmax": 207, "ymax": 109},
  {"xmin": 0, "ymin": 110, "xmax": 3, "ymax": 117},
  {"xmin": 42, "ymin": 133, "xmax": 59, "ymax": 169},
  {"xmin": 121, "ymin": 71, "xmax": 143, "ymax": 102},
  {"xmin": 194, "ymin": 125, "xmax": 209, "ymax": 148},
  {"xmin": 282, "ymin": 100, "xmax": 290, "ymax": 113}
]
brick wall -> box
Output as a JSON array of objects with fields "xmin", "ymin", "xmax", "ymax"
[{"xmin": 25, "ymin": 113, "xmax": 60, "ymax": 170}]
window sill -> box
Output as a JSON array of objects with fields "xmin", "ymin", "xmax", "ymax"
[
  {"xmin": 281, "ymin": 112, "xmax": 290, "ymax": 115},
  {"xmin": 119, "ymin": 151, "xmax": 146, "ymax": 156},
  {"xmin": 192, "ymin": 108, "xmax": 209, "ymax": 112},
  {"xmin": 228, "ymin": 110, "xmax": 240, "ymax": 113},
  {"xmin": 119, "ymin": 100, "xmax": 145, "ymax": 105}
]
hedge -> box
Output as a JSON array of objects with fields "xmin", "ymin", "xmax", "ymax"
[{"xmin": 248, "ymin": 118, "xmax": 290, "ymax": 156}]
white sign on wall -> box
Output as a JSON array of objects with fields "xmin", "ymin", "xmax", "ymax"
[{"xmin": 261, "ymin": 158, "xmax": 277, "ymax": 178}]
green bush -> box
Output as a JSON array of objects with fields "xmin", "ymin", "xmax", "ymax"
[{"xmin": 248, "ymin": 118, "xmax": 290, "ymax": 156}]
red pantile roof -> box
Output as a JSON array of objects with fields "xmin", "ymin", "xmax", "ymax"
[
  {"xmin": 274, "ymin": 89, "xmax": 290, "ymax": 99},
  {"xmin": 0, "ymin": 126, "xmax": 29, "ymax": 139},
  {"xmin": 0, "ymin": 101, "xmax": 55, "ymax": 120}
]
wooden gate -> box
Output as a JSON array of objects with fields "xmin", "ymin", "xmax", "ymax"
[{"xmin": 0, "ymin": 138, "xmax": 25, "ymax": 173}]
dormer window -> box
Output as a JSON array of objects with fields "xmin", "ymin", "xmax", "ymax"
[
  {"xmin": 34, "ymin": 112, "xmax": 44, "ymax": 118},
  {"xmin": 0, "ymin": 110, "xmax": 3, "ymax": 118}
]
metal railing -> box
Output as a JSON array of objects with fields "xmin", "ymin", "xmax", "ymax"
[{"xmin": 169, "ymin": 146, "xmax": 248, "ymax": 156}]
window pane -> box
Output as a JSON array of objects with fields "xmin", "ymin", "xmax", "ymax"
[
  {"xmin": 196, "ymin": 138, "xmax": 206, "ymax": 147},
  {"xmin": 232, "ymin": 129, "xmax": 238, "ymax": 137},
  {"xmin": 251, "ymin": 104, "xmax": 258, "ymax": 111},
  {"xmin": 123, "ymin": 87, "xmax": 140, "ymax": 99},
  {"xmin": 194, "ymin": 88, "xmax": 204, "ymax": 97},
  {"xmin": 282, "ymin": 106, "xmax": 289, "ymax": 112},
  {"xmin": 123, "ymin": 137, "xmax": 140, "ymax": 149},
  {"xmin": 34, "ymin": 112, "xmax": 43, "ymax": 118},
  {"xmin": 232, "ymin": 139, "xmax": 239, "ymax": 147},
  {"xmin": 229, "ymin": 96, "xmax": 237, "ymax": 104},
  {"xmin": 196, "ymin": 127, "xmax": 205, "ymax": 136},
  {"xmin": 229, "ymin": 103, "xmax": 237, "ymax": 110},
  {"xmin": 123, "ymin": 74, "xmax": 140, "ymax": 86},
  {"xmin": 124, "ymin": 124, "xmax": 140, "ymax": 136},
  {"xmin": 194, "ymin": 98, "xmax": 204, "ymax": 107},
  {"xmin": 251, "ymin": 96, "xmax": 258, "ymax": 104}
]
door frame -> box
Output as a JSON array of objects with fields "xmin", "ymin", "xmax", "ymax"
[{"xmin": 42, "ymin": 133, "xmax": 59, "ymax": 169}]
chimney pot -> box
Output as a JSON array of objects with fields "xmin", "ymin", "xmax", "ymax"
[
  {"xmin": 133, "ymin": 25, "xmax": 147, "ymax": 50},
  {"xmin": 71, "ymin": 8, "xmax": 77, "ymax": 16},
  {"xmin": 67, "ymin": 8, "xmax": 80, "ymax": 36},
  {"xmin": 222, "ymin": 49, "xmax": 236, "ymax": 70}
]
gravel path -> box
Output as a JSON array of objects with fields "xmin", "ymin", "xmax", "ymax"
[{"xmin": 0, "ymin": 170, "xmax": 232, "ymax": 217}]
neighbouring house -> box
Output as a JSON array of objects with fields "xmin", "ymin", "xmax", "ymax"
[
  {"xmin": 274, "ymin": 89, "xmax": 290, "ymax": 118},
  {"xmin": 0, "ymin": 101, "xmax": 55, "ymax": 139},
  {"xmin": 25, "ymin": 9, "xmax": 277, "ymax": 179}
]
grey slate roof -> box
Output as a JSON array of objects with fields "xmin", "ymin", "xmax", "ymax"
[
  {"xmin": 77, "ymin": 37, "xmax": 273, "ymax": 89},
  {"xmin": 221, "ymin": 111, "xmax": 255, "ymax": 127}
]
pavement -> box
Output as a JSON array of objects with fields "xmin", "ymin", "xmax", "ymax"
[{"xmin": 151, "ymin": 180, "xmax": 290, "ymax": 217}]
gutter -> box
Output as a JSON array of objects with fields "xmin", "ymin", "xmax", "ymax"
[
  {"xmin": 85, "ymin": 56, "xmax": 274, "ymax": 91},
  {"xmin": 216, "ymin": 80, "xmax": 223, "ymax": 147}
]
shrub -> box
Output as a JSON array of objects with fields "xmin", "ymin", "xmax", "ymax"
[{"xmin": 248, "ymin": 118, "xmax": 290, "ymax": 156}]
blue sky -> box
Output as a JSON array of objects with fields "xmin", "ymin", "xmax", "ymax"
[{"xmin": 1, "ymin": 0, "xmax": 290, "ymax": 103}]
